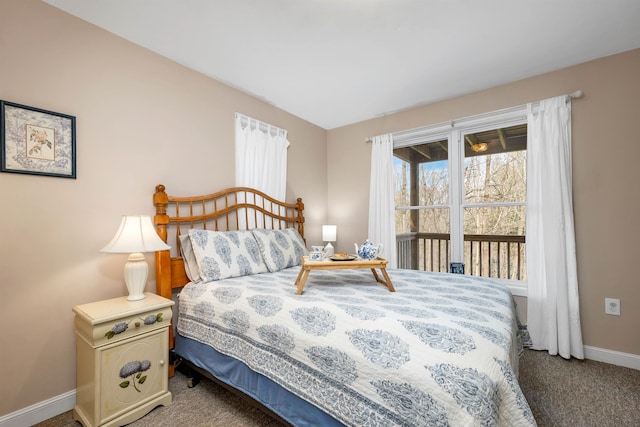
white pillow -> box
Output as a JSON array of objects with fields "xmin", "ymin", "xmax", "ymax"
[
  {"xmin": 251, "ymin": 228, "xmax": 308, "ymax": 272},
  {"xmin": 179, "ymin": 233, "xmax": 201, "ymax": 283},
  {"xmin": 187, "ymin": 229, "xmax": 269, "ymax": 282}
]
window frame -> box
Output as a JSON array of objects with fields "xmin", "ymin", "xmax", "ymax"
[{"xmin": 392, "ymin": 105, "xmax": 530, "ymax": 296}]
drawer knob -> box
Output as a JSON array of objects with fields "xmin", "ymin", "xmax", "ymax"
[{"xmin": 159, "ymin": 360, "xmax": 165, "ymax": 366}]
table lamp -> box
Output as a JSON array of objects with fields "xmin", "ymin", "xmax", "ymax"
[
  {"xmin": 322, "ymin": 225, "xmax": 337, "ymax": 257},
  {"xmin": 100, "ymin": 215, "xmax": 171, "ymax": 301}
]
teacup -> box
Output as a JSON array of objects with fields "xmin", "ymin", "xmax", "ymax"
[
  {"xmin": 311, "ymin": 245, "xmax": 325, "ymax": 253},
  {"xmin": 309, "ymin": 251, "xmax": 324, "ymax": 261}
]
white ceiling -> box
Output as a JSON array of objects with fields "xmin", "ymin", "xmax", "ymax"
[{"xmin": 43, "ymin": 0, "xmax": 640, "ymax": 130}]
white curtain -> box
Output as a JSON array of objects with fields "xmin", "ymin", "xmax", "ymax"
[
  {"xmin": 368, "ymin": 134, "xmax": 397, "ymax": 268},
  {"xmin": 526, "ymin": 95, "xmax": 584, "ymax": 359},
  {"xmin": 235, "ymin": 113, "xmax": 289, "ymax": 201}
]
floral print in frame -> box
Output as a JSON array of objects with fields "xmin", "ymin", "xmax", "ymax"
[{"xmin": 1, "ymin": 100, "xmax": 76, "ymax": 178}]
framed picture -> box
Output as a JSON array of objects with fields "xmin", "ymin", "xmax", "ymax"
[
  {"xmin": 1, "ymin": 100, "xmax": 76, "ymax": 178},
  {"xmin": 450, "ymin": 262, "xmax": 465, "ymax": 274}
]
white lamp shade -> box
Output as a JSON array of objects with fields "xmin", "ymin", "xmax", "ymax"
[
  {"xmin": 322, "ymin": 225, "xmax": 337, "ymax": 242},
  {"xmin": 101, "ymin": 215, "xmax": 170, "ymax": 253},
  {"xmin": 100, "ymin": 215, "xmax": 170, "ymax": 301}
]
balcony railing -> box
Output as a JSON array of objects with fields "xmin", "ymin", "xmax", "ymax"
[{"xmin": 396, "ymin": 232, "xmax": 526, "ymax": 280}]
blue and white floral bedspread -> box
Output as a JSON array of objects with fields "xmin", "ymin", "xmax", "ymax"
[{"xmin": 177, "ymin": 267, "xmax": 536, "ymax": 426}]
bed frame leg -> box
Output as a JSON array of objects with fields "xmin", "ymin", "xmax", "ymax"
[
  {"xmin": 187, "ymin": 374, "xmax": 201, "ymax": 388},
  {"xmin": 177, "ymin": 361, "xmax": 203, "ymax": 388}
]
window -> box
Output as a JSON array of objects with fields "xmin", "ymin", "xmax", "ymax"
[
  {"xmin": 461, "ymin": 125, "xmax": 527, "ymax": 281},
  {"xmin": 394, "ymin": 139, "xmax": 450, "ymax": 271},
  {"xmin": 393, "ymin": 110, "xmax": 528, "ymax": 291}
]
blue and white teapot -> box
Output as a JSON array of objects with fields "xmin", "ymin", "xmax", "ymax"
[{"xmin": 355, "ymin": 239, "xmax": 383, "ymax": 260}]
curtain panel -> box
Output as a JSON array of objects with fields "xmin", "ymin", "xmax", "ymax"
[
  {"xmin": 526, "ymin": 96, "xmax": 584, "ymax": 359},
  {"xmin": 235, "ymin": 113, "xmax": 289, "ymax": 201},
  {"xmin": 368, "ymin": 134, "xmax": 397, "ymax": 268},
  {"xmin": 235, "ymin": 113, "xmax": 290, "ymax": 229}
]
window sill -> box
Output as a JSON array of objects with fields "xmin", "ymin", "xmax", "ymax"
[{"xmin": 493, "ymin": 278, "xmax": 527, "ymax": 297}]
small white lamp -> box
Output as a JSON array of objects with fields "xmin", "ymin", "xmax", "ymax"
[
  {"xmin": 322, "ymin": 225, "xmax": 337, "ymax": 257},
  {"xmin": 100, "ymin": 215, "xmax": 171, "ymax": 301}
]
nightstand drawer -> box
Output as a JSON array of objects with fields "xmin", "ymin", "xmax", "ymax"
[
  {"xmin": 73, "ymin": 293, "xmax": 174, "ymax": 347},
  {"xmin": 75, "ymin": 306, "xmax": 172, "ymax": 347}
]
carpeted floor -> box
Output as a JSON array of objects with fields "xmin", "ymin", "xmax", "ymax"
[
  {"xmin": 519, "ymin": 350, "xmax": 640, "ymax": 427},
  {"xmin": 36, "ymin": 349, "xmax": 640, "ymax": 427}
]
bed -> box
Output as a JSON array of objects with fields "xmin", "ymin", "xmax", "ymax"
[{"xmin": 153, "ymin": 184, "xmax": 536, "ymax": 427}]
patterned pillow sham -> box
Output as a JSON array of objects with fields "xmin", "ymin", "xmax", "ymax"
[
  {"xmin": 179, "ymin": 233, "xmax": 201, "ymax": 283},
  {"xmin": 187, "ymin": 229, "xmax": 268, "ymax": 282},
  {"xmin": 251, "ymin": 228, "xmax": 308, "ymax": 272}
]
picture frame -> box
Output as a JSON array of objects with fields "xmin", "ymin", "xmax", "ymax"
[
  {"xmin": 1, "ymin": 100, "xmax": 76, "ymax": 178},
  {"xmin": 450, "ymin": 262, "xmax": 465, "ymax": 274}
]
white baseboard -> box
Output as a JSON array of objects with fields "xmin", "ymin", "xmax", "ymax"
[
  {"xmin": 1, "ymin": 346, "xmax": 638, "ymax": 427},
  {"xmin": 0, "ymin": 389, "xmax": 75, "ymax": 427},
  {"xmin": 583, "ymin": 345, "xmax": 640, "ymax": 370}
]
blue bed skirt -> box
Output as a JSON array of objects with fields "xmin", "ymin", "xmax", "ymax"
[{"xmin": 175, "ymin": 333, "xmax": 344, "ymax": 427}]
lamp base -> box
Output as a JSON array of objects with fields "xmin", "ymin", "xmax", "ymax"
[
  {"xmin": 324, "ymin": 242, "xmax": 335, "ymax": 257},
  {"xmin": 124, "ymin": 253, "xmax": 148, "ymax": 301}
]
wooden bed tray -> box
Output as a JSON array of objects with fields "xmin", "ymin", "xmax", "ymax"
[{"xmin": 152, "ymin": 184, "xmax": 305, "ymax": 374}]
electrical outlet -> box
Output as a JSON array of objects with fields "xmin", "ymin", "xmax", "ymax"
[{"xmin": 605, "ymin": 298, "xmax": 621, "ymax": 316}]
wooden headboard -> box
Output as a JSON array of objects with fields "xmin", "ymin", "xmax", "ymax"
[{"xmin": 153, "ymin": 184, "xmax": 305, "ymax": 359}]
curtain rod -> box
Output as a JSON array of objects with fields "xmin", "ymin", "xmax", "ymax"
[
  {"xmin": 364, "ymin": 90, "xmax": 583, "ymax": 143},
  {"xmin": 236, "ymin": 112, "xmax": 287, "ymax": 137}
]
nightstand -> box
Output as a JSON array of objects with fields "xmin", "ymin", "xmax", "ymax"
[{"xmin": 72, "ymin": 292, "xmax": 174, "ymax": 427}]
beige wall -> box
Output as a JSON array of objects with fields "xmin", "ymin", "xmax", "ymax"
[
  {"xmin": 0, "ymin": 0, "xmax": 327, "ymax": 416},
  {"xmin": 327, "ymin": 49, "xmax": 640, "ymax": 358}
]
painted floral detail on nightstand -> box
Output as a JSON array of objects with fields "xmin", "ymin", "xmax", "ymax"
[
  {"xmin": 105, "ymin": 321, "xmax": 130, "ymax": 339},
  {"xmin": 105, "ymin": 313, "xmax": 164, "ymax": 339},
  {"xmin": 141, "ymin": 313, "xmax": 164, "ymax": 325},
  {"xmin": 119, "ymin": 360, "xmax": 151, "ymax": 392}
]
